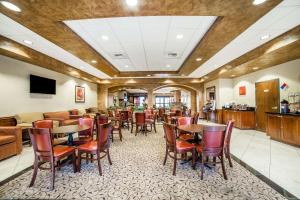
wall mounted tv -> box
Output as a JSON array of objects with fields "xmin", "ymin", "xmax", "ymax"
[{"xmin": 30, "ymin": 75, "xmax": 56, "ymax": 94}]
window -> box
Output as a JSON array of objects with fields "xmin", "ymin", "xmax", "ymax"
[
  {"xmin": 134, "ymin": 96, "xmax": 145, "ymax": 107},
  {"xmin": 155, "ymin": 96, "xmax": 170, "ymax": 108}
]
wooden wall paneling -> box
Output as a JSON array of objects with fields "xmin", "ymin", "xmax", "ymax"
[{"xmin": 281, "ymin": 116, "xmax": 299, "ymax": 145}]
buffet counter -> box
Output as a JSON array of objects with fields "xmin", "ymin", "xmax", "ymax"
[
  {"xmin": 222, "ymin": 109, "xmax": 256, "ymax": 129},
  {"xmin": 266, "ymin": 112, "xmax": 300, "ymax": 146}
]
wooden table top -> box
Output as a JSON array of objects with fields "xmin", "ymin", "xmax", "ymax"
[
  {"xmin": 52, "ymin": 125, "xmax": 90, "ymax": 134},
  {"xmin": 177, "ymin": 124, "xmax": 226, "ymax": 134}
]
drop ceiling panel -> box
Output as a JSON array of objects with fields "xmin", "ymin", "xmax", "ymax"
[
  {"xmin": 190, "ymin": 1, "xmax": 300, "ymax": 78},
  {"xmin": 65, "ymin": 16, "xmax": 216, "ymax": 72}
]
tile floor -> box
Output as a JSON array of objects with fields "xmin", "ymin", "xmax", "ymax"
[{"xmin": 0, "ymin": 123, "xmax": 299, "ymax": 198}]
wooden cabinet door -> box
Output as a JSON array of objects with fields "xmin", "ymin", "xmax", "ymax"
[
  {"xmin": 266, "ymin": 115, "xmax": 281, "ymax": 140},
  {"xmin": 281, "ymin": 116, "xmax": 299, "ymax": 145}
]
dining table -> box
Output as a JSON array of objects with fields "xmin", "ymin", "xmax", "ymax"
[{"xmin": 52, "ymin": 124, "xmax": 90, "ymax": 146}]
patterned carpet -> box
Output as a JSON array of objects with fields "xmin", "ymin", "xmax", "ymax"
[{"xmin": 0, "ymin": 125, "xmax": 285, "ymax": 200}]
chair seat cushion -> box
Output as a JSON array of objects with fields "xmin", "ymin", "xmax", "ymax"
[
  {"xmin": 53, "ymin": 138, "xmax": 67, "ymax": 146},
  {"xmin": 78, "ymin": 141, "xmax": 98, "ymax": 151},
  {"xmin": 0, "ymin": 135, "xmax": 15, "ymax": 145},
  {"xmin": 62, "ymin": 119, "xmax": 78, "ymax": 126},
  {"xmin": 53, "ymin": 145, "xmax": 75, "ymax": 158},
  {"xmin": 196, "ymin": 144, "xmax": 203, "ymax": 153},
  {"xmin": 145, "ymin": 119, "xmax": 154, "ymax": 124},
  {"xmin": 176, "ymin": 140, "xmax": 194, "ymax": 151},
  {"xmin": 179, "ymin": 134, "xmax": 193, "ymax": 141}
]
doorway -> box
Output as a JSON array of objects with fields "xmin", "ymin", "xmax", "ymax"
[{"xmin": 255, "ymin": 79, "xmax": 280, "ymax": 132}]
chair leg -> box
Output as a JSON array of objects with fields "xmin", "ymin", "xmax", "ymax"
[
  {"xmin": 130, "ymin": 121, "xmax": 133, "ymax": 133},
  {"xmin": 135, "ymin": 125, "xmax": 138, "ymax": 136},
  {"xmin": 119, "ymin": 129, "xmax": 122, "ymax": 141},
  {"xmin": 221, "ymin": 154, "xmax": 228, "ymax": 180},
  {"xmin": 192, "ymin": 149, "xmax": 196, "ymax": 170},
  {"xmin": 111, "ymin": 131, "xmax": 114, "ymax": 143},
  {"xmin": 213, "ymin": 156, "xmax": 216, "ymax": 166},
  {"xmin": 78, "ymin": 151, "xmax": 82, "ymax": 172},
  {"xmin": 29, "ymin": 157, "xmax": 38, "ymax": 187},
  {"xmin": 163, "ymin": 145, "xmax": 168, "ymax": 165},
  {"xmin": 50, "ymin": 160, "xmax": 55, "ymax": 190},
  {"xmin": 72, "ymin": 152, "xmax": 76, "ymax": 173},
  {"xmin": 226, "ymin": 150, "xmax": 233, "ymax": 168},
  {"xmin": 86, "ymin": 153, "xmax": 89, "ymax": 164},
  {"xmin": 107, "ymin": 149, "xmax": 113, "ymax": 165},
  {"xmin": 127, "ymin": 121, "xmax": 129, "ymax": 130},
  {"xmin": 201, "ymin": 154, "xmax": 205, "ymax": 180},
  {"xmin": 153, "ymin": 123, "xmax": 157, "ymax": 133},
  {"xmin": 91, "ymin": 154, "xmax": 93, "ymax": 163},
  {"xmin": 96, "ymin": 152, "xmax": 102, "ymax": 176},
  {"xmin": 173, "ymin": 152, "xmax": 177, "ymax": 176}
]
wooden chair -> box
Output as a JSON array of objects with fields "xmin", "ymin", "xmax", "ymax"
[
  {"xmin": 196, "ymin": 126, "xmax": 227, "ymax": 180},
  {"xmin": 145, "ymin": 111, "xmax": 157, "ymax": 133},
  {"xmin": 175, "ymin": 110, "xmax": 182, "ymax": 117},
  {"xmin": 73, "ymin": 118, "xmax": 94, "ymax": 145},
  {"xmin": 193, "ymin": 112, "xmax": 199, "ymax": 124},
  {"xmin": 111, "ymin": 118, "xmax": 122, "ymax": 142},
  {"xmin": 163, "ymin": 123, "xmax": 195, "ymax": 175},
  {"xmin": 29, "ymin": 128, "xmax": 76, "ymax": 190},
  {"xmin": 78, "ymin": 122, "xmax": 112, "ymax": 176},
  {"xmin": 224, "ymin": 120, "xmax": 234, "ymax": 167},
  {"xmin": 120, "ymin": 110, "xmax": 130, "ymax": 130},
  {"xmin": 158, "ymin": 108, "xmax": 165, "ymax": 122},
  {"xmin": 135, "ymin": 112, "xmax": 147, "ymax": 136},
  {"xmin": 96, "ymin": 115, "xmax": 108, "ymax": 125},
  {"xmin": 177, "ymin": 117, "xmax": 194, "ymax": 141}
]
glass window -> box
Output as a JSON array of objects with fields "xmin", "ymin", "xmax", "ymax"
[{"xmin": 155, "ymin": 96, "xmax": 170, "ymax": 108}]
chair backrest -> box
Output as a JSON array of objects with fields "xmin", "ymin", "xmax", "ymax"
[
  {"xmin": 108, "ymin": 110, "xmax": 114, "ymax": 117},
  {"xmin": 193, "ymin": 112, "xmax": 199, "ymax": 124},
  {"xmin": 135, "ymin": 112, "xmax": 145, "ymax": 125},
  {"xmin": 158, "ymin": 108, "xmax": 165, "ymax": 117},
  {"xmin": 96, "ymin": 122, "xmax": 112, "ymax": 148},
  {"xmin": 163, "ymin": 114, "xmax": 169, "ymax": 123},
  {"xmin": 177, "ymin": 117, "xmax": 193, "ymax": 126},
  {"xmin": 32, "ymin": 120, "xmax": 53, "ymax": 128},
  {"xmin": 97, "ymin": 115, "xmax": 108, "ymax": 125},
  {"xmin": 163, "ymin": 123, "xmax": 176, "ymax": 147},
  {"xmin": 29, "ymin": 128, "xmax": 53, "ymax": 160},
  {"xmin": 120, "ymin": 110, "xmax": 129, "ymax": 120},
  {"xmin": 224, "ymin": 120, "xmax": 234, "ymax": 148},
  {"xmin": 78, "ymin": 117, "xmax": 94, "ymax": 137},
  {"xmin": 202, "ymin": 126, "xmax": 226, "ymax": 156}
]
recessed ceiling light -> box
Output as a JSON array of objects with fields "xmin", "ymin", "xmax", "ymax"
[
  {"xmin": 204, "ymin": 76, "xmax": 209, "ymax": 79},
  {"xmin": 253, "ymin": 0, "xmax": 267, "ymax": 5},
  {"xmin": 0, "ymin": 1, "xmax": 21, "ymax": 12},
  {"xmin": 261, "ymin": 34, "xmax": 270, "ymax": 40},
  {"xmin": 176, "ymin": 34, "xmax": 183, "ymax": 39},
  {"xmin": 101, "ymin": 35, "xmax": 109, "ymax": 40},
  {"xmin": 253, "ymin": 67, "xmax": 259, "ymax": 70},
  {"xmin": 147, "ymin": 74, "xmax": 151, "ymax": 77},
  {"xmin": 196, "ymin": 58, "xmax": 202, "ymax": 61},
  {"xmin": 126, "ymin": 0, "xmax": 138, "ymax": 7},
  {"xmin": 166, "ymin": 64, "xmax": 171, "ymax": 68},
  {"xmin": 124, "ymin": 65, "xmax": 129, "ymax": 68},
  {"xmin": 23, "ymin": 40, "xmax": 33, "ymax": 45},
  {"xmin": 231, "ymin": 75, "xmax": 236, "ymax": 77},
  {"xmin": 91, "ymin": 60, "xmax": 97, "ymax": 63}
]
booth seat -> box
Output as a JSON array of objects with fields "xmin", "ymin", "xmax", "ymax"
[
  {"xmin": 15, "ymin": 112, "xmax": 59, "ymax": 128},
  {"xmin": 0, "ymin": 127, "xmax": 22, "ymax": 161},
  {"xmin": 43, "ymin": 111, "xmax": 80, "ymax": 126}
]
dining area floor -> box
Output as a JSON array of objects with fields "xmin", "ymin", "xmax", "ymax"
[{"xmin": 0, "ymin": 123, "xmax": 288, "ymax": 200}]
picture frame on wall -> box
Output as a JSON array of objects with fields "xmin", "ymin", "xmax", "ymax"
[
  {"xmin": 239, "ymin": 86, "xmax": 246, "ymax": 96},
  {"xmin": 75, "ymin": 86, "xmax": 85, "ymax": 103}
]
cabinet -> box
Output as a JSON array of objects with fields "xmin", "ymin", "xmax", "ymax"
[
  {"xmin": 266, "ymin": 113, "xmax": 300, "ymax": 146},
  {"xmin": 222, "ymin": 109, "xmax": 255, "ymax": 129}
]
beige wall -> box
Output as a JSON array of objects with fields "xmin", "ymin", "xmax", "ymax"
[{"xmin": 0, "ymin": 55, "xmax": 98, "ymax": 117}]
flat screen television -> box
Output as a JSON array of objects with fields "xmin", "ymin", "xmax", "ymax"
[{"xmin": 30, "ymin": 75, "xmax": 56, "ymax": 94}]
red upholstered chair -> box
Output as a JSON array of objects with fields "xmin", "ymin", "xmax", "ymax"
[
  {"xmin": 111, "ymin": 118, "xmax": 122, "ymax": 142},
  {"xmin": 175, "ymin": 110, "xmax": 182, "ymax": 117},
  {"xmin": 108, "ymin": 110, "xmax": 114, "ymax": 117},
  {"xmin": 177, "ymin": 117, "xmax": 194, "ymax": 141},
  {"xmin": 145, "ymin": 110, "xmax": 157, "ymax": 133},
  {"xmin": 196, "ymin": 126, "xmax": 227, "ymax": 180},
  {"xmin": 120, "ymin": 110, "xmax": 130, "ymax": 130},
  {"xmin": 224, "ymin": 120, "xmax": 234, "ymax": 167},
  {"xmin": 163, "ymin": 114, "xmax": 170, "ymax": 124},
  {"xmin": 135, "ymin": 112, "xmax": 146, "ymax": 136},
  {"xmin": 32, "ymin": 120, "xmax": 66, "ymax": 146},
  {"xmin": 78, "ymin": 122, "xmax": 112, "ymax": 176},
  {"xmin": 73, "ymin": 118, "xmax": 94, "ymax": 145},
  {"xmin": 97, "ymin": 115, "xmax": 108, "ymax": 125},
  {"xmin": 29, "ymin": 128, "xmax": 76, "ymax": 190},
  {"xmin": 163, "ymin": 123, "xmax": 195, "ymax": 175},
  {"xmin": 158, "ymin": 108, "xmax": 165, "ymax": 122}
]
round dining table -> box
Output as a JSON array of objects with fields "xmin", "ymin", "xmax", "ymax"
[
  {"xmin": 52, "ymin": 124, "xmax": 90, "ymax": 146},
  {"xmin": 177, "ymin": 124, "xmax": 226, "ymax": 143}
]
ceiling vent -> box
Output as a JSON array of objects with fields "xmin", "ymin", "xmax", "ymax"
[
  {"xmin": 111, "ymin": 52, "xmax": 128, "ymax": 59},
  {"xmin": 165, "ymin": 52, "xmax": 181, "ymax": 59}
]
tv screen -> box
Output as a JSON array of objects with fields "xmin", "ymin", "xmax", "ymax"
[{"xmin": 30, "ymin": 75, "xmax": 56, "ymax": 94}]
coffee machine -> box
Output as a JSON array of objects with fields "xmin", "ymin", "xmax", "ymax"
[{"xmin": 280, "ymin": 99, "xmax": 290, "ymax": 114}]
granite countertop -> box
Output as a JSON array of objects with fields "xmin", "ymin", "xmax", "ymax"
[
  {"xmin": 222, "ymin": 108, "xmax": 255, "ymax": 112},
  {"xmin": 266, "ymin": 112, "xmax": 300, "ymax": 116}
]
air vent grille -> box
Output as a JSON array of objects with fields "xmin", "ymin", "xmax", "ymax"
[{"xmin": 111, "ymin": 52, "xmax": 128, "ymax": 59}]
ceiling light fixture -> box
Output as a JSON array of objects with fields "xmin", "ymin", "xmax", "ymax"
[
  {"xmin": 147, "ymin": 74, "xmax": 151, "ymax": 77},
  {"xmin": 252, "ymin": 67, "xmax": 259, "ymax": 70},
  {"xmin": 196, "ymin": 58, "xmax": 202, "ymax": 61},
  {"xmin": 261, "ymin": 34, "xmax": 270, "ymax": 40},
  {"xmin": 166, "ymin": 64, "xmax": 171, "ymax": 68},
  {"xmin": 204, "ymin": 76, "xmax": 209, "ymax": 79},
  {"xmin": 23, "ymin": 40, "xmax": 33, "ymax": 45},
  {"xmin": 101, "ymin": 35, "xmax": 109, "ymax": 40},
  {"xmin": 253, "ymin": 0, "xmax": 267, "ymax": 5},
  {"xmin": 91, "ymin": 60, "xmax": 97, "ymax": 63},
  {"xmin": 124, "ymin": 65, "xmax": 129, "ymax": 68},
  {"xmin": 126, "ymin": 0, "xmax": 138, "ymax": 7},
  {"xmin": 231, "ymin": 75, "xmax": 236, "ymax": 77},
  {"xmin": 0, "ymin": 1, "xmax": 21, "ymax": 12},
  {"xmin": 176, "ymin": 34, "xmax": 183, "ymax": 39}
]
